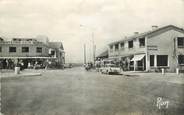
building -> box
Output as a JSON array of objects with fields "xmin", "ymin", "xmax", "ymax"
[
  {"xmin": 108, "ymin": 25, "xmax": 184, "ymax": 72},
  {"xmin": 0, "ymin": 37, "xmax": 65, "ymax": 69}
]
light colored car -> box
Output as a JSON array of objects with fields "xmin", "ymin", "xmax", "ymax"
[
  {"xmin": 64, "ymin": 63, "xmax": 72, "ymax": 68},
  {"xmin": 100, "ymin": 64, "xmax": 121, "ymax": 74}
]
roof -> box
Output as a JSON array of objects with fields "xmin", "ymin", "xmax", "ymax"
[
  {"xmin": 48, "ymin": 42, "xmax": 64, "ymax": 50},
  {"xmin": 96, "ymin": 50, "xmax": 108, "ymax": 58},
  {"xmin": 109, "ymin": 25, "xmax": 184, "ymax": 45},
  {"xmin": 12, "ymin": 38, "xmax": 37, "ymax": 40}
]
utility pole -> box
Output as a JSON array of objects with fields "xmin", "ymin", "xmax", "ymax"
[
  {"xmin": 91, "ymin": 32, "xmax": 97, "ymax": 67},
  {"xmin": 84, "ymin": 44, "xmax": 86, "ymax": 64},
  {"xmin": 94, "ymin": 44, "xmax": 96, "ymax": 65},
  {"xmin": 80, "ymin": 24, "xmax": 96, "ymax": 65},
  {"xmin": 92, "ymin": 32, "xmax": 95, "ymax": 65}
]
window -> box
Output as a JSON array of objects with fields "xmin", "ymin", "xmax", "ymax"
[
  {"xmin": 110, "ymin": 45, "xmax": 113, "ymax": 50},
  {"xmin": 150, "ymin": 55, "xmax": 154, "ymax": 66},
  {"xmin": 9, "ymin": 47, "xmax": 16, "ymax": 52},
  {"xmin": 139, "ymin": 38, "xmax": 145, "ymax": 47},
  {"xmin": 128, "ymin": 40, "xmax": 133, "ymax": 48},
  {"xmin": 178, "ymin": 55, "xmax": 184, "ymax": 65},
  {"xmin": 36, "ymin": 47, "xmax": 42, "ymax": 53},
  {"xmin": 157, "ymin": 55, "xmax": 168, "ymax": 66},
  {"xmin": 22, "ymin": 47, "xmax": 29, "ymax": 53},
  {"xmin": 120, "ymin": 42, "xmax": 124, "ymax": 49},
  {"xmin": 0, "ymin": 47, "xmax": 1, "ymax": 52},
  {"xmin": 177, "ymin": 37, "xmax": 184, "ymax": 48},
  {"xmin": 115, "ymin": 44, "xmax": 119, "ymax": 51},
  {"xmin": 51, "ymin": 51, "xmax": 55, "ymax": 55}
]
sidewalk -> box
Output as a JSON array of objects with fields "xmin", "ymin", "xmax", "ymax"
[
  {"xmin": 0, "ymin": 69, "xmax": 42, "ymax": 78},
  {"xmin": 121, "ymin": 71, "xmax": 184, "ymax": 77},
  {"xmin": 121, "ymin": 71, "xmax": 184, "ymax": 84}
]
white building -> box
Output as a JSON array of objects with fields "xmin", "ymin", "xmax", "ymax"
[{"xmin": 108, "ymin": 25, "xmax": 184, "ymax": 72}]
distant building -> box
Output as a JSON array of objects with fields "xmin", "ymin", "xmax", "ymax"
[
  {"xmin": 48, "ymin": 42, "xmax": 65, "ymax": 64},
  {"xmin": 108, "ymin": 25, "xmax": 184, "ymax": 72},
  {"xmin": 0, "ymin": 37, "xmax": 65, "ymax": 68}
]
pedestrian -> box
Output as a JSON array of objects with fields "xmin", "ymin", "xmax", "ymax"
[
  {"xmin": 28, "ymin": 62, "xmax": 31, "ymax": 69},
  {"xmin": 34, "ymin": 61, "xmax": 38, "ymax": 69},
  {"xmin": 44, "ymin": 60, "xmax": 49, "ymax": 70},
  {"xmin": 6, "ymin": 59, "xmax": 9, "ymax": 69},
  {"xmin": 20, "ymin": 60, "xmax": 24, "ymax": 70}
]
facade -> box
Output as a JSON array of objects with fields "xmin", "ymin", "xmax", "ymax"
[
  {"xmin": 0, "ymin": 37, "xmax": 65, "ymax": 68},
  {"xmin": 108, "ymin": 25, "xmax": 184, "ymax": 72}
]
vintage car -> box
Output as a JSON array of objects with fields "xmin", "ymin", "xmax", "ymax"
[
  {"xmin": 64, "ymin": 63, "xmax": 73, "ymax": 68},
  {"xmin": 100, "ymin": 64, "xmax": 121, "ymax": 74}
]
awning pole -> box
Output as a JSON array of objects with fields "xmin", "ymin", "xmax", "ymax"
[
  {"xmin": 134, "ymin": 61, "xmax": 136, "ymax": 71},
  {"xmin": 143, "ymin": 58, "xmax": 145, "ymax": 70}
]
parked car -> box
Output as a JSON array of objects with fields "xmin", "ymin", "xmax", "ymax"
[
  {"xmin": 100, "ymin": 64, "xmax": 121, "ymax": 74},
  {"xmin": 64, "ymin": 63, "xmax": 72, "ymax": 68}
]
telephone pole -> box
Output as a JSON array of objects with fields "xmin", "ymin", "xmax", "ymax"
[
  {"xmin": 92, "ymin": 32, "xmax": 96, "ymax": 65},
  {"xmin": 80, "ymin": 24, "xmax": 96, "ymax": 65}
]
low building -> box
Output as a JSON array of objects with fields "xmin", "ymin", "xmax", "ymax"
[
  {"xmin": 0, "ymin": 37, "xmax": 65, "ymax": 69},
  {"xmin": 108, "ymin": 25, "xmax": 184, "ymax": 72}
]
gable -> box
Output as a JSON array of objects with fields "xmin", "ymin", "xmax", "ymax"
[{"xmin": 147, "ymin": 25, "xmax": 184, "ymax": 38}]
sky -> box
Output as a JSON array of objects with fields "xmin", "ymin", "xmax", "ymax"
[{"xmin": 0, "ymin": 0, "xmax": 184, "ymax": 63}]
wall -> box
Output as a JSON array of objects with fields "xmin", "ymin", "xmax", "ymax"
[
  {"xmin": 108, "ymin": 38, "xmax": 146, "ymax": 59},
  {"xmin": 0, "ymin": 42, "xmax": 49, "ymax": 57},
  {"xmin": 147, "ymin": 29, "xmax": 184, "ymax": 72}
]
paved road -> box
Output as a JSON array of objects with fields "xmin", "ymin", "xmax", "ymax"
[{"xmin": 1, "ymin": 67, "xmax": 184, "ymax": 115}]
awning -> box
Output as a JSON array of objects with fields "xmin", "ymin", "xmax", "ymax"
[{"xmin": 131, "ymin": 54, "xmax": 145, "ymax": 61}]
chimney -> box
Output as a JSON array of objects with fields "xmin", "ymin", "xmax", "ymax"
[
  {"xmin": 134, "ymin": 32, "xmax": 139, "ymax": 35},
  {"xmin": 152, "ymin": 25, "xmax": 158, "ymax": 30}
]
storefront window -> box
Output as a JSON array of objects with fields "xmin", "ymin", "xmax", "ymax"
[
  {"xmin": 157, "ymin": 55, "xmax": 168, "ymax": 66},
  {"xmin": 150, "ymin": 55, "xmax": 154, "ymax": 66}
]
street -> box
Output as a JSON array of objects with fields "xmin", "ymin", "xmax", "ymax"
[{"xmin": 1, "ymin": 67, "xmax": 184, "ymax": 115}]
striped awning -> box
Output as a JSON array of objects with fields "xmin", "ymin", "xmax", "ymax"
[{"xmin": 131, "ymin": 54, "xmax": 145, "ymax": 61}]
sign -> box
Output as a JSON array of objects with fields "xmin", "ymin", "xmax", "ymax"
[{"xmin": 147, "ymin": 45, "xmax": 158, "ymax": 50}]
